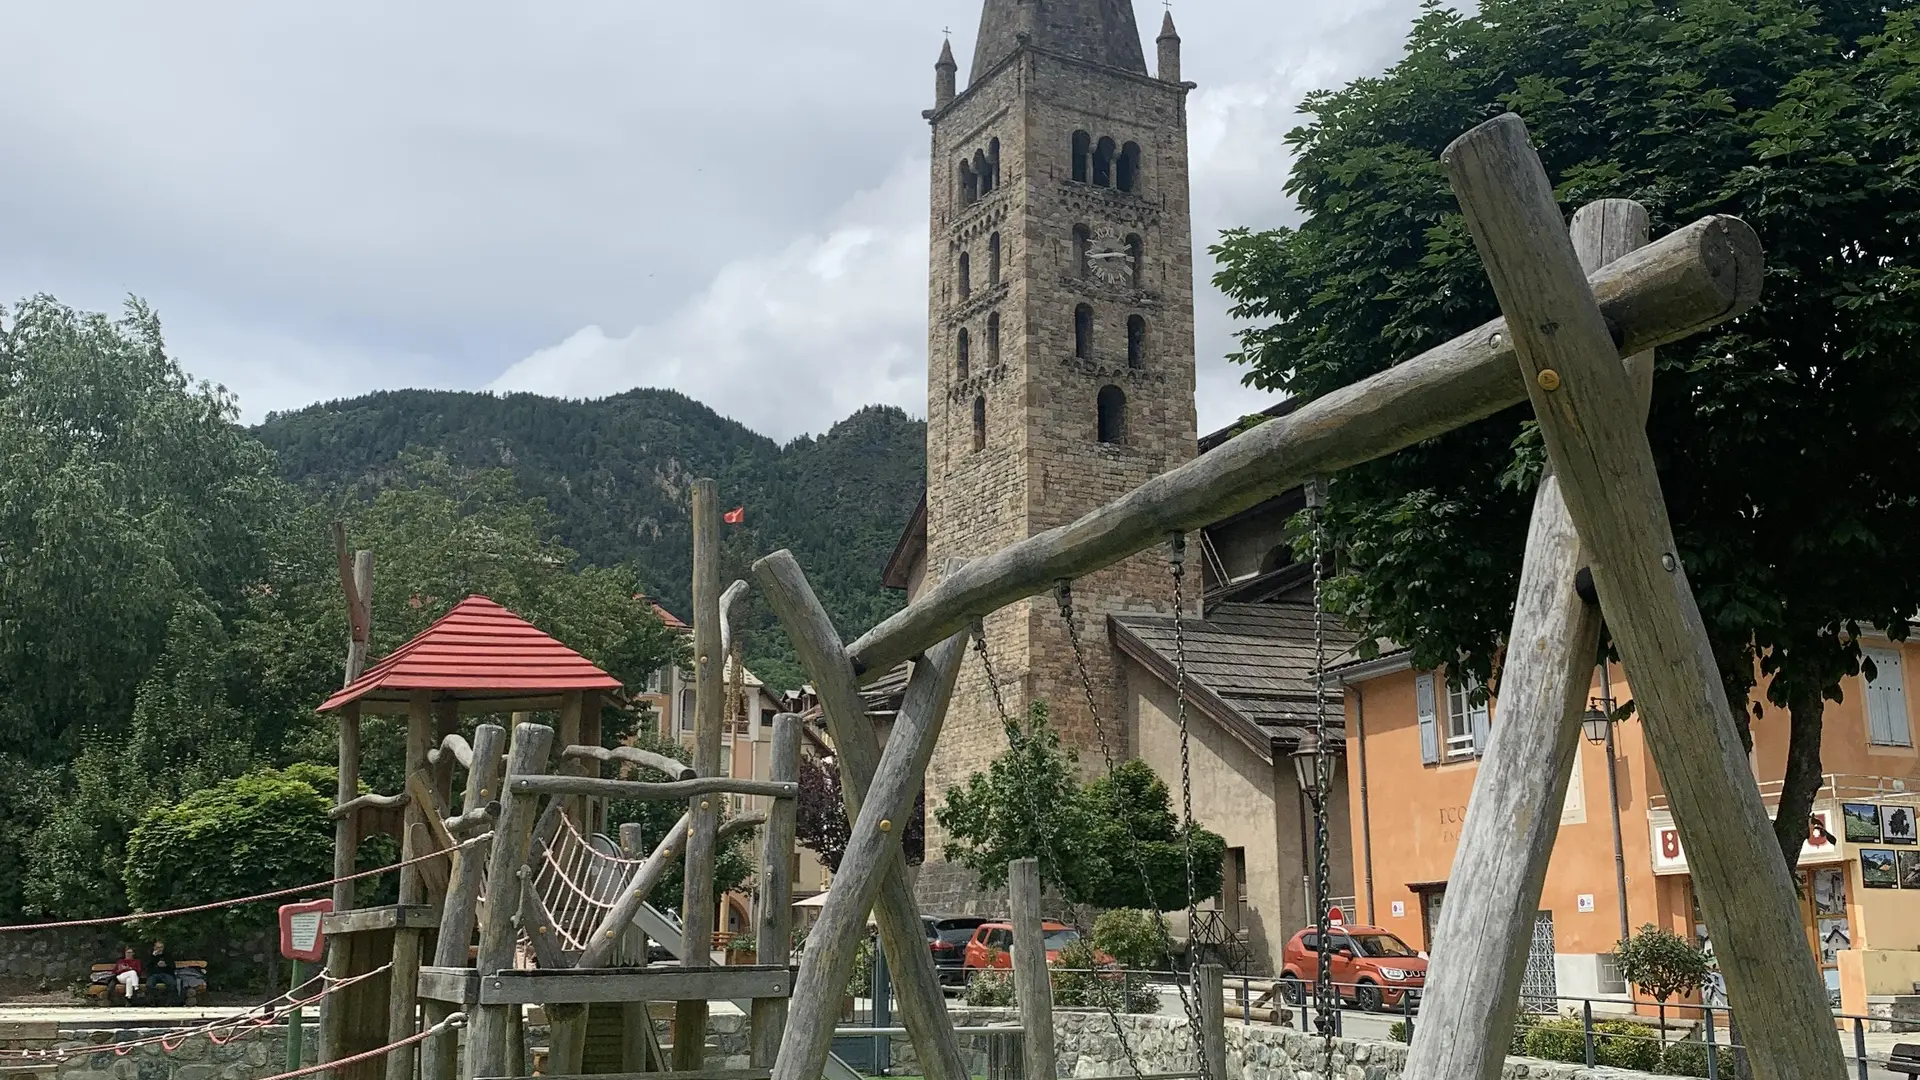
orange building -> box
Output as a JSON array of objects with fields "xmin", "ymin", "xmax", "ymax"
[{"xmin": 1336, "ymin": 633, "xmax": 1920, "ymax": 1017}]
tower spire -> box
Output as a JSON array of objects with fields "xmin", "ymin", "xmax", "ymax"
[
  {"xmin": 935, "ymin": 37, "xmax": 958, "ymax": 108},
  {"xmin": 971, "ymin": 0, "xmax": 1148, "ymax": 83},
  {"xmin": 1157, "ymin": 8, "xmax": 1182, "ymax": 83}
]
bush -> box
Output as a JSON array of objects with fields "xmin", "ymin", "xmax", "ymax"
[
  {"xmin": 964, "ymin": 966, "xmax": 1016, "ymax": 1007},
  {"xmin": 1593, "ymin": 1019, "xmax": 1662, "ymax": 1072},
  {"xmin": 1508, "ymin": 1010, "xmax": 1539, "ymax": 1056},
  {"xmin": 1657, "ymin": 1040, "xmax": 1712, "ymax": 1077},
  {"xmin": 1091, "ymin": 908, "xmax": 1167, "ymax": 970},
  {"xmin": 1517, "ymin": 1014, "xmax": 1675, "ymax": 1072},
  {"xmin": 1614, "ymin": 924, "xmax": 1709, "ymax": 1005},
  {"xmin": 1388, "ymin": 1020, "xmax": 1410, "ymax": 1044},
  {"xmin": 847, "ymin": 934, "xmax": 875, "ymax": 996},
  {"xmin": 1522, "ymin": 1016, "xmax": 1587, "ymax": 1063}
]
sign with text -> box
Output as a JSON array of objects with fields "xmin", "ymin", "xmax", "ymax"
[
  {"xmin": 1650, "ymin": 806, "xmax": 1843, "ymax": 877},
  {"xmin": 279, "ymin": 899, "xmax": 333, "ymax": 962}
]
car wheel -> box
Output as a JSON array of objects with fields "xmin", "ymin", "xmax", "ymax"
[
  {"xmin": 1279, "ymin": 974, "xmax": 1306, "ymax": 1006},
  {"xmin": 1354, "ymin": 980, "xmax": 1383, "ymax": 1013}
]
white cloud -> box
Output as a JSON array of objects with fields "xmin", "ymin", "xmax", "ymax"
[{"xmin": 490, "ymin": 159, "xmax": 931, "ymax": 438}]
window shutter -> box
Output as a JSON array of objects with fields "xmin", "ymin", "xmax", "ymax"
[
  {"xmin": 1866, "ymin": 647, "xmax": 1911, "ymax": 747},
  {"xmin": 1417, "ymin": 673, "xmax": 1440, "ymax": 765},
  {"xmin": 1471, "ymin": 701, "xmax": 1493, "ymax": 757}
]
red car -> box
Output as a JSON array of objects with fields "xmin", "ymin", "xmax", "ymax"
[
  {"xmin": 962, "ymin": 921, "xmax": 1110, "ymax": 969},
  {"xmin": 1278, "ymin": 925, "xmax": 1426, "ymax": 1011}
]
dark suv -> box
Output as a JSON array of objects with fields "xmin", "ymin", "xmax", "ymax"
[{"xmin": 923, "ymin": 915, "xmax": 988, "ymax": 987}]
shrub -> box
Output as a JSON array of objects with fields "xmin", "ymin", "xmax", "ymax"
[
  {"xmin": 1091, "ymin": 908, "xmax": 1167, "ymax": 970},
  {"xmin": 1521, "ymin": 1016, "xmax": 1587, "ymax": 1063},
  {"xmin": 1388, "ymin": 1020, "xmax": 1410, "ymax": 1044},
  {"xmin": 964, "ymin": 966, "xmax": 1016, "ymax": 1007},
  {"xmin": 1593, "ymin": 1019, "xmax": 1663, "ymax": 1072},
  {"xmin": 1508, "ymin": 1009, "xmax": 1539, "ymax": 1056},
  {"xmin": 1614, "ymin": 924, "xmax": 1709, "ymax": 1004},
  {"xmin": 1657, "ymin": 1040, "xmax": 1712, "ymax": 1077},
  {"xmin": 847, "ymin": 934, "xmax": 875, "ymax": 996}
]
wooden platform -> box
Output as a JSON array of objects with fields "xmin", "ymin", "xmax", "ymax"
[{"xmin": 418, "ymin": 965, "xmax": 792, "ymax": 1006}]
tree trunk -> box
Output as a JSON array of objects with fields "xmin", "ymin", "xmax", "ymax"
[{"xmin": 1772, "ymin": 680, "xmax": 1827, "ymax": 877}]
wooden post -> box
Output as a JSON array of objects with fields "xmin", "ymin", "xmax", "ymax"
[
  {"xmin": 1197, "ymin": 964, "xmax": 1226, "ymax": 1080},
  {"xmin": 750, "ymin": 714, "xmax": 802, "ymax": 1069},
  {"xmin": 423, "ymin": 722, "xmax": 505, "ymax": 1080},
  {"xmin": 579, "ymin": 689, "xmax": 603, "ymax": 832},
  {"xmin": 557, "ymin": 690, "xmax": 586, "ymax": 831},
  {"xmin": 753, "ymin": 551, "xmax": 971, "ymax": 1080},
  {"xmin": 320, "ymin": 699, "xmax": 363, "ymax": 1068},
  {"xmin": 547, "ymin": 1004, "xmax": 589, "ymax": 1076},
  {"xmin": 1008, "ymin": 859, "xmax": 1055, "ymax": 1080},
  {"xmin": 1403, "ymin": 199, "xmax": 1651, "ymax": 1080},
  {"xmin": 1441, "ymin": 112, "xmax": 1842, "ymax": 1080},
  {"xmin": 769, "ymin": 629, "xmax": 967, "ymax": 1080},
  {"xmin": 385, "ymin": 691, "xmax": 434, "ymax": 1080},
  {"xmin": 676, "ymin": 478, "xmax": 725, "ymax": 1072},
  {"xmin": 618, "ymin": 823, "xmax": 656, "ymax": 1074},
  {"xmin": 467, "ymin": 722, "xmax": 555, "ymax": 1080}
]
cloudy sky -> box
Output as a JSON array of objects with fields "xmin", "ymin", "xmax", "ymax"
[{"xmin": 1, "ymin": 1, "xmax": 1432, "ymax": 442}]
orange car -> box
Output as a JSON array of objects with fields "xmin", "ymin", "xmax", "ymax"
[
  {"xmin": 961, "ymin": 921, "xmax": 1111, "ymax": 969},
  {"xmin": 1277, "ymin": 925, "xmax": 1426, "ymax": 1011}
]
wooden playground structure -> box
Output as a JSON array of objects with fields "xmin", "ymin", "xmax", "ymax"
[{"xmin": 311, "ymin": 114, "xmax": 1844, "ymax": 1080}]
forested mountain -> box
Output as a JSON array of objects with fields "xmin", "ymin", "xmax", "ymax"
[{"xmin": 254, "ymin": 388, "xmax": 927, "ymax": 690}]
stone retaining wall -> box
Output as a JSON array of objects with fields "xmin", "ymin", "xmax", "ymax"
[{"xmin": 0, "ymin": 929, "xmax": 278, "ymax": 994}]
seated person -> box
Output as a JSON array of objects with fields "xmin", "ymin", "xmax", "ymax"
[
  {"xmin": 146, "ymin": 941, "xmax": 178, "ymax": 1005},
  {"xmin": 111, "ymin": 947, "xmax": 142, "ymax": 1002}
]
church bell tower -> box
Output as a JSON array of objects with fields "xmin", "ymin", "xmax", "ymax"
[{"xmin": 918, "ymin": 0, "xmax": 1199, "ymax": 903}]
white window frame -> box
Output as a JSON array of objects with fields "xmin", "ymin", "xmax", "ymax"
[
  {"xmin": 1446, "ymin": 680, "xmax": 1487, "ymax": 758},
  {"xmin": 1864, "ymin": 646, "xmax": 1912, "ymax": 748}
]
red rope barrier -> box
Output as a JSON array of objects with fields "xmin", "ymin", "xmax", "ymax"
[
  {"xmin": 244, "ymin": 1012, "xmax": 463, "ymax": 1080},
  {"xmin": 0, "ymin": 834, "xmax": 490, "ymax": 933}
]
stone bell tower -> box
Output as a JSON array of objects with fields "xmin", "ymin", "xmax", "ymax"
[{"xmin": 918, "ymin": 0, "xmax": 1199, "ymax": 905}]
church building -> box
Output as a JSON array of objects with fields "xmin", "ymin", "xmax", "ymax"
[{"xmin": 882, "ymin": 0, "xmax": 1355, "ymax": 975}]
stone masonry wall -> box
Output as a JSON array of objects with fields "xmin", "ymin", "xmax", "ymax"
[{"xmin": 0, "ymin": 930, "xmax": 277, "ymax": 994}]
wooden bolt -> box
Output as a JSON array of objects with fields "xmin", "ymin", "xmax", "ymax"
[{"xmin": 1537, "ymin": 369, "xmax": 1562, "ymax": 391}]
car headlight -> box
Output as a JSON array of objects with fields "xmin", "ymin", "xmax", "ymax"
[{"xmin": 1379, "ymin": 968, "xmax": 1410, "ymax": 982}]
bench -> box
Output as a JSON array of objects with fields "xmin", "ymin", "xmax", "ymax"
[
  {"xmin": 85, "ymin": 961, "xmax": 209, "ymax": 1006},
  {"xmin": 1890, "ymin": 1043, "xmax": 1920, "ymax": 1077}
]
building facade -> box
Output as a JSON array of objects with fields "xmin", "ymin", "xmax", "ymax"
[
  {"xmin": 916, "ymin": 1, "xmax": 1199, "ymax": 905},
  {"xmin": 1338, "ymin": 635, "xmax": 1920, "ymax": 1016}
]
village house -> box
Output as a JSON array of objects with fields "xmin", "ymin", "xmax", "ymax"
[{"xmin": 1336, "ymin": 632, "xmax": 1920, "ymax": 1017}]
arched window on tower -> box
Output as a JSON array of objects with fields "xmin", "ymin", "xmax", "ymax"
[
  {"xmin": 987, "ymin": 312, "xmax": 1001, "ymax": 366},
  {"xmin": 989, "ymin": 138, "xmax": 1002, "ymax": 189},
  {"xmin": 1072, "ymin": 224, "xmax": 1092, "ymax": 278},
  {"xmin": 1093, "ymin": 137, "xmax": 1116, "ymax": 187},
  {"xmin": 1126, "ymin": 233, "xmax": 1144, "ymax": 288},
  {"xmin": 956, "ymin": 327, "xmax": 970, "ymax": 381},
  {"xmin": 1097, "ymin": 385, "xmax": 1127, "ymax": 444},
  {"xmin": 958, "ymin": 250, "xmax": 971, "ymax": 300},
  {"xmin": 959, "ymin": 159, "xmax": 977, "ymax": 206},
  {"xmin": 1072, "ymin": 131, "xmax": 1091, "ymax": 183},
  {"xmin": 974, "ymin": 149, "xmax": 993, "ymax": 195},
  {"xmin": 972, "ymin": 395, "xmax": 987, "ymax": 452},
  {"xmin": 1074, "ymin": 303, "xmax": 1094, "ymax": 360},
  {"xmin": 1118, "ymin": 142, "xmax": 1142, "ymax": 193},
  {"xmin": 988, "ymin": 233, "xmax": 1002, "ymax": 285},
  {"xmin": 1127, "ymin": 315, "xmax": 1147, "ymax": 367}
]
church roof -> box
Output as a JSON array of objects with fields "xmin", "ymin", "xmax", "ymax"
[
  {"xmin": 971, "ymin": 0, "xmax": 1149, "ymax": 83},
  {"xmin": 1111, "ymin": 601, "xmax": 1361, "ymax": 764},
  {"xmin": 318, "ymin": 595, "xmax": 621, "ymax": 714}
]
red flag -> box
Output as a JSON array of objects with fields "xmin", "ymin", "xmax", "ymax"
[{"xmin": 723, "ymin": 506, "xmax": 746, "ymax": 524}]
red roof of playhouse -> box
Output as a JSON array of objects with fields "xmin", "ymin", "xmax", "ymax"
[{"xmin": 319, "ymin": 595, "xmax": 622, "ymax": 714}]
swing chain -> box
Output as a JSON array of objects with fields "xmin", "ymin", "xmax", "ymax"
[
  {"xmin": 972, "ymin": 614, "xmax": 1146, "ymax": 1080},
  {"xmin": 1306, "ymin": 478, "xmax": 1338, "ymax": 1080}
]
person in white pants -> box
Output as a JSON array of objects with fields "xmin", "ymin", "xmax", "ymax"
[{"xmin": 111, "ymin": 946, "xmax": 142, "ymax": 1001}]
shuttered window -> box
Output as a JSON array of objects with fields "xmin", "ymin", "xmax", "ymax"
[
  {"xmin": 1865, "ymin": 647, "xmax": 1912, "ymax": 748},
  {"xmin": 1417, "ymin": 673, "xmax": 1441, "ymax": 765}
]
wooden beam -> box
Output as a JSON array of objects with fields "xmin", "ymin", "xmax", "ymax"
[
  {"xmin": 560, "ymin": 744, "xmax": 695, "ymax": 780},
  {"xmin": 1404, "ymin": 199, "xmax": 1647, "ymax": 1080},
  {"xmin": 478, "ymin": 1069, "xmax": 771, "ymax": 1080},
  {"xmin": 509, "ymin": 776, "xmax": 795, "ymax": 801},
  {"xmin": 753, "ymin": 552, "xmax": 971, "ymax": 1080},
  {"xmin": 431, "ymin": 733, "xmax": 475, "ymax": 770},
  {"xmin": 416, "ymin": 967, "xmax": 479, "ymax": 1006},
  {"xmin": 467, "ymin": 722, "xmax": 555, "ymax": 1080},
  {"xmin": 1197, "ymin": 965, "xmax": 1226, "ymax": 1080},
  {"xmin": 677, "ymin": 478, "xmax": 725, "ymax": 1072},
  {"xmin": 547, "ymin": 1004, "xmax": 589, "ymax": 1078},
  {"xmin": 1007, "ymin": 859, "xmax": 1055, "ymax": 1080},
  {"xmin": 844, "ymin": 213, "xmax": 1762, "ymax": 681},
  {"xmin": 423, "ymin": 722, "xmax": 505, "ymax": 1080},
  {"xmin": 475, "ymin": 967, "xmax": 793, "ymax": 1005},
  {"xmin": 322, "ymin": 906, "xmax": 439, "ymax": 936},
  {"xmin": 751, "ymin": 714, "xmax": 802, "ymax": 1069},
  {"xmin": 330, "ymin": 791, "xmax": 409, "ymax": 820},
  {"xmin": 772, "ymin": 629, "xmax": 966, "ymax": 1080},
  {"xmin": 1440, "ymin": 112, "xmax": 1842, "ymax": 1080}
]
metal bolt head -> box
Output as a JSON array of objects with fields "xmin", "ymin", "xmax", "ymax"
[
  {"xmin": 1661, "ymin": 553, "xmax": 1678, "ymax": 572},
  {"xmin": 701, "ymin": 800, "xmax": 711, "ymax": 810},
  {"xmin": 1537, "ymin": 369, "xmax": 1562, "ymax": 392},
  {"xmin": 879, "ymin": 819, "xmax": 893, "ymax": 832}
]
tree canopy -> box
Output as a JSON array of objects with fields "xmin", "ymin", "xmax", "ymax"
[
  {"xmin": 935, "ymin": 703, "xmax": 1225, "ymax": 911},
  {"xmin": 1212, "ymin": 0, "xmax": 1920, "ymax": 870}
]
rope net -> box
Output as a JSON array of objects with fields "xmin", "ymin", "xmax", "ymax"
[{"xmin": 521, "ymin": 808, "xmax": 645, "ymax": 964}]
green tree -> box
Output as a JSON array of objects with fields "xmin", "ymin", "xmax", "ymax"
[
  {"xmin": 935, "ymin": 704, "xmax": 1224, "ymax": 910},
  {"xmin": 1613, "ymin": 924, "xmax": 1710, "ymax": 1005},
  {"xmin": 1211, "ymin": 0, "xmax": 1920, "ymax": 872}
]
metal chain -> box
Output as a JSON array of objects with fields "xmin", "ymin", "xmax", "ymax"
[
  {"xmin": 1055, "ymin": 550, "xmax": 1211, "ymax": 1080},
  {"xmin": 1307, "ymin": 479, "xmax": 1337, "ymax": 1080}
]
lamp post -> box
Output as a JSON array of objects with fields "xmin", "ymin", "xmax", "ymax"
[{"xmin": 1583, "ymin": 659, "xmax": 1632, "ymax": 945}]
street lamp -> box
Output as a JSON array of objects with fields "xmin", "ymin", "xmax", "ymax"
[
  {"xmin": 1585, "ymin": 660, "xmax": 1633, "ymax": 946},
  {"xmin": 1290, "ymin": 729, "xmax": 1340, "ymax": 1036}
]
